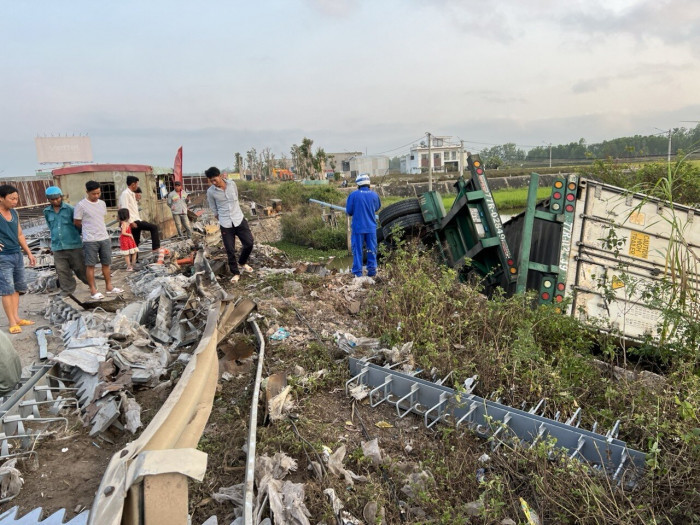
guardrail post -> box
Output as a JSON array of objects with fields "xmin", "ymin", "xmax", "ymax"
[{"xmin": 144, "ymin": 473, "xmax": 188, "ymax": 524}]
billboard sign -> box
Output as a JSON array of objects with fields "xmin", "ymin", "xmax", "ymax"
[{"xmin": 35, "ymin": 136, "xmax": 93, "ymax": 163}]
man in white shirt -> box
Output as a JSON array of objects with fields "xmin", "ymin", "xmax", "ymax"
[
  {"xmin": 73, "ymin": 181, "xmax": 123, "ymax": 300},
  {"xmin": 205, "ymin": 167, "xmax": 254, "ymax": 284},
  {"xmin": 118, "ymin": 175, "xmax": 160, "ymax": 251}
]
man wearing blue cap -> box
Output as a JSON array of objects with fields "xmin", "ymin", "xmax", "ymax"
[
  {"xmin": 43, "ymin": 186, "xmax": 89, "ymax": 296},
  {"xmin": 345, "ymin": 173, "xmax": 381, "ymax": 278}
]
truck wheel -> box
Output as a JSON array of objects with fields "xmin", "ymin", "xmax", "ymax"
[
  {"xmin": 382, "ymin": 212, "xmax": 427, "ymax": 239},
  {"xmin": 376, "ymin": 226, "xmax": 384, "ymax": 243},
  {"xmin": 379, "ymin": 198, "xmax": 421, "ymax": 226}
]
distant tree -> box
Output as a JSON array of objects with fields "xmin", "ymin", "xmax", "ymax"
[
  {"xmin": 290, "ymin": 144, "xmax": 300, "ymax": 176},
  {"xmin": 291, "ymin": 137, "xmax": 316, "ymax": 179},
  {"xmin": 480, "ymin": 143, "xmax": 525, "ymax": 166},
  {"xmin": 234, "ymin": 152, "xmax": 243, "ymax": 174},
  {"xmin": 260, "ymin": 147, "xmax": 275, "ymax": 180},
  {"xmin": 313, "ymin": 147, "xmax": 327, "ymax": 178},
  {"xmin": 485, "ymin": 156, "xmax": 502, "ymax": 170}
]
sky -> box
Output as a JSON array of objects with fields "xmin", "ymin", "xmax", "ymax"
[{"xmin": 1, "ymin": 0, "xmax": 699, "ymax": 177}]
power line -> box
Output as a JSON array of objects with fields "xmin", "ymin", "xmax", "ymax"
[{"xmin": 368, "ymin": 135, "xmax": 427, "ymax": 156}]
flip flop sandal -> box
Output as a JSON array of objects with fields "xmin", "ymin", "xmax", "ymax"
[
  {"xmin": 230, "ymin": 275, "xmax": 240, "ymax": 284},
  {"xmin": 107, "ymin": 287, "xmax": 124, "ymax": 294},
  {"xmin": 18, "ymin": 319, "xmax": 35, "ymax": 326},
  {"xmin": 9, "ymin": 325, "xmax": 21, "ymax": 334},
  {"xmin": 91, "ymin": 292, "xmax": 105, "ymax": 300}
]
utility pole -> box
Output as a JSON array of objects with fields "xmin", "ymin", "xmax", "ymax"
[
  {"xmin": 655, "ymin": 127, "xmax": 674, "ymax": 164},
  {"xmin": 542, "ymin": 141, "xmax": 552, "ymax": 168},
  {"xmin": 427, "ymin": 132, "xmax": 433, "ymax": 191},
  {"xmin": 460, "ymin": 140, "xmax": 465, "ymax": 175}
]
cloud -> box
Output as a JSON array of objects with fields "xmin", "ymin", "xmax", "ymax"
[
  {"xmin": 557, "ymin": 0, "xmax": 700, "ymax": 49},
  {"xmin": 572, "ymin": 61, "xmax": 692, "ymax": 93},
  {"xmin": 304, "ymin": 0, "xmax": 360, "ymax": 17}
]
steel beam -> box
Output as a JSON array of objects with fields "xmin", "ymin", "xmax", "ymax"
[{"xmin": 348, "ymin": 358, "xmax": 645, "ymax": 482}]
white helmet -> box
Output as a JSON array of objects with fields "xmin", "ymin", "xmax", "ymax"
[{"xmin": 355, "ymin": 173, "xmax": 370, "ymax": 186}]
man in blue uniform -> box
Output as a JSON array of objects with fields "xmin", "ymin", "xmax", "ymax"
[
  {"xmin": 43, "ymin": 186, "xmax": 89, "ymax": 296},
  {"xmin": 345, "ymin": 173, "xmax": 381, "ymax": 277}
]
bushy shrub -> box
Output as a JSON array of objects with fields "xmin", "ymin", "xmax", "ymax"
[
  {"xmin": 580, "ymin": 157, "xmax": 700, "ymax": 206},
  {"xmin": 277, "ymin": 182, "xmax": 345, "ymax": 209},
  {"xmin": 636, "ymin": 159, "xmax": 700, "ymax": 206},
  {"xmin": 281, "ymin": 207, "xmax": 346, "ymax": 250},
  {"xmin": 236, "ymin": 181, "xmax": 274, "ymax": 206},
  {"xmin": 579, "ymin": 158, "xmax": 635, "ymax": 188},
  {"xmin": 277, "ymin": 182, "xmax": 306, "ymax": 209},
  {"xmin": 306, "ymin": 185, "xmax": 344, "ymax": 205}
]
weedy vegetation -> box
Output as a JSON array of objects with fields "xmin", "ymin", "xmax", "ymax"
[{"xmin": 361, "ymin": 229, "xmax": 699, "ymax": 523}]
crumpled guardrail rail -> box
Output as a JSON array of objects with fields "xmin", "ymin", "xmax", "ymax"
[
  {"xmin": 88, "ymin": 302, "xmax": 221, "ymax": 525},
  {"xmin": 88, "ymin": 298, "xmax": 255, "ymax": 525}
]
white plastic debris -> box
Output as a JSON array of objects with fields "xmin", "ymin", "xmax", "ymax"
[
  {"xmin": 0, "ymin": 459, "xmax": 24, "ymax": 500},
  {"xmin": 211, "ymin": 483, "xmax": 245, "ymax": 505},
  {"xmin": 327, "ymin": 445, "xmax": 367, "ymax": 486},
  {"xmin": 120, "ymin": 393, "xmax": 143, "ymax": 434},
  {"xmin": 266, "ymin": 478, "xmax": 312, "ymax": 525},
  {"xmin": 268, "ymin": 385, "xmax": 293, "ymax": 421},
  {"xmin": 361, "ymin": 438, "xmax": 383, "ymax": 465},
  {"xmin": 348, "ymin": 383, "xmax": 369, "ymax": 401},
  {"xmin": 254, "ymin": 453, "xmax": 310, "ymax": 525},
  {"xmin": 324, "ymin": 488, "xmax": 362, "ymax": 525}
]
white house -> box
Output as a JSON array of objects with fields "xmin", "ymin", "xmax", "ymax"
[{"xmin": 400, "ymin": 136, "xmax": 466, "ymax": 175}]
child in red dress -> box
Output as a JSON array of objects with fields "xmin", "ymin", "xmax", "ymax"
[{"xmin": 118, "ymin": 208, "xmax": 139, "ymax": 271}]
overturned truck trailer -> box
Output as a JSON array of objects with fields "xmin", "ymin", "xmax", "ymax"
[
  {"xmin": 379, "ymin": 158, "xmax": 699, "ymax": 343},
  {"xmin": 502, "ymin": 174, "xmax": 700, "ymax": 342}
]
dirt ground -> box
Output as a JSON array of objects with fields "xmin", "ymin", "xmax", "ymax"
[{"xmin": 188, "ymin": 263, "xmax": 494, "ymax": 524}]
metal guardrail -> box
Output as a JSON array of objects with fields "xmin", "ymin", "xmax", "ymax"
[
  {"xmin": 347, "ymin": 358, "xmax": 646, "ymax": 485},
  {"xmin": 88, "ymin": 303, "xmax": 223, "ymax": 525}
]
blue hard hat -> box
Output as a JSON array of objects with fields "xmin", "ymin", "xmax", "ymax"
[
  {"xmin": 356, "ymin": 173, "xmax": 370, "ymax": 186},
  {"xmin": 45, "ymin": 186, "xmax": 63, "ymax": 198}
]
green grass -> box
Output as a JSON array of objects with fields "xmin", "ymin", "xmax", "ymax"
[
  {"xmin": 381, "ymin": 186, "xmax": 553, "ymax": 213},
  {"xmin": 266, "ymin": 240, "xmax": 348, "ymax": 262},
  {"xmin": 491, "ymin": 186, "xmax": 553, "ymax": 209}
]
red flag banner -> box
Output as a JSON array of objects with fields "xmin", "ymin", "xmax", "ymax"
[{"xmin": 173, "ymin": 146, "xmax": 183, "ymax": 184}]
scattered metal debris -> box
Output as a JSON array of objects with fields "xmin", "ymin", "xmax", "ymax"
[
  {"xmin": 0, "ymin": 364, "xmax": 73, "ymax": 461},
  {"xmin": 0, "ymin": 506, "xmax": 89, "ymax": 525}
]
